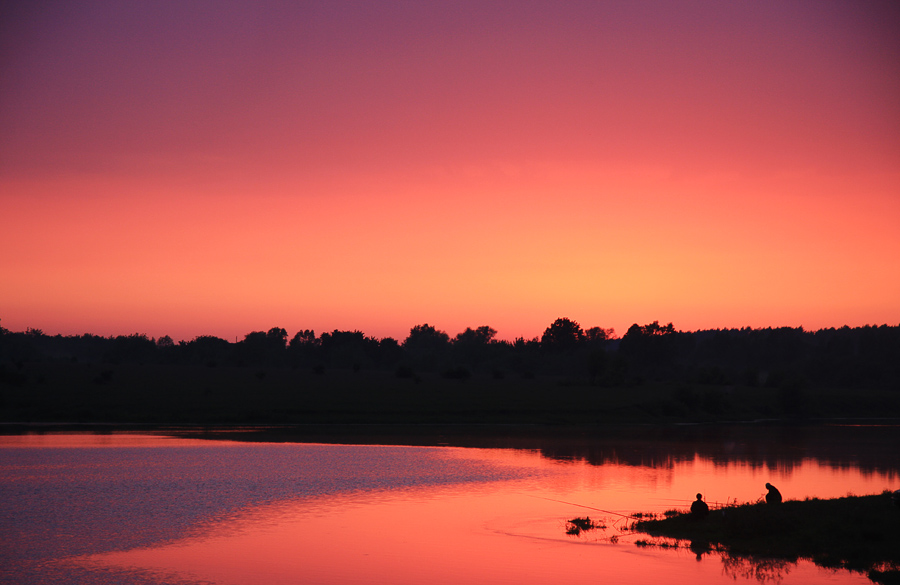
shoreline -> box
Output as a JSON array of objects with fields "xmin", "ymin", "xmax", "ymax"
[{"xmin": 633, "ymin": 494, "xmax": 900, "ymax": 584}]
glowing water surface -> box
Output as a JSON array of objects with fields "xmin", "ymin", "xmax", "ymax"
[{"xmin": 1, "ymin": 427, "xmax": 897, "ymax": 585}]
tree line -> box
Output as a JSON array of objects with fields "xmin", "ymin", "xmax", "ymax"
[{"xmin": 1, "ymin": 318, "xmax": 898, "ymax": 391}]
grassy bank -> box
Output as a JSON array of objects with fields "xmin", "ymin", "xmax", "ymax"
[
  {"xmin": 634, "ymin": 493, "xmax": 900, "ymax": 583},
  {"xmin": 2, "ymin": 361, "xmax": 900, "ymax": 425}
]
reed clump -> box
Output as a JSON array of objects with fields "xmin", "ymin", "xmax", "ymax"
[
  {"xmin": 634, "ymin": 492, "xmax": 900, "ymax": 583},
  {"xmin": 566, "ymin": 516, "xmax": 607, "ymax": 535}
]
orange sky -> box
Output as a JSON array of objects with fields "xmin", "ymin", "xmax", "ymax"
[{"xmin": 2, "ymin": 1, "xmax": 898, "ymax": 342}]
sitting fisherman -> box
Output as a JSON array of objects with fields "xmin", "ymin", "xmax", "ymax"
[
  {"xmin": 690, "ymin": 493, "xmax": 710, "ymax": 519},
  {"xmin": 765, "ymin": 483, "xmax": 782, "ymax": 505}
]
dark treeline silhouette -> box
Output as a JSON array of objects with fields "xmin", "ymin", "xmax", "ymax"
[{"xmin": 2, "ymin": 318, "xmax": 898, "ymax": 393}]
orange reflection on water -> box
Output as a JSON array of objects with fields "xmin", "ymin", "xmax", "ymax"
[
  {"xmin": 0, "ymin": 432, "xmax": 225, "ymax": 449},
  {"xmin": 75, "ymin": 445, "xmax": 886, "ymax": 585}
]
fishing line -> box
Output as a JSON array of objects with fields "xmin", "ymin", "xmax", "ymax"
[{"xmin": 525, "ymin": 494, "xmax": 637, "ymax": 519}]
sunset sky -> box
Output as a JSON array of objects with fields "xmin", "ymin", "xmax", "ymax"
[{"xmin": 2, "ymin": 0, "xmax": 898, "ymax": 342}]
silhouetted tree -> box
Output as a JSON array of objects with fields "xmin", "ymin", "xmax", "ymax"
[
  {"xmin": 404, "ymin": 324, "xmax": 450, "ymax": 351},
  {"xmin": 454, "ymin": 326, "xmax": 497, "ymax": 345},
  {"xmin": 644, "ymin": 321, "xmax": 675, "ymax": 336},
  {"xmin": 178, "ymin": 335, "xmax": 231, "ymax": 366},
  {"xmin": 377, "ymin": 337, "xmax": 403, "ymax": 368},
  {"xmin": 319, "ymin": 330, "xmax": 379, "ymax": 370},
  {"xmin": 289, "ymin": 329, "xmax": 318, "ymax": 349},
  {"xmin": 452, "ymin": 326, "xmax": 499, "ymax": 371},
  {"xmin": 105, "ymin": 333, "xmax": 157, "ymax": 364},
  {"xmin": 238, "ymin": 329, "xmax": 287, "ymax": 365},
  {"xmin": 510, "ymin": 336, "xmax": 541, "ymax": 377},
  {"xmin": 587, "ymin": 348, "xmax": 607, "ymax": 383},
  {"xmin": 620, "ymin": 321, "xmax": 676, "ymax": 344},
  {"xmin": 619, "ymin": 321, "xmax": 681, "ymax": 378},
  {"xmin": 585, "ymin": 327, "xmax": 614, "ymax": 344},
  {"xmin": 403, "ymin": 324, "xmax": 450, "ymax": 370},
  {"xmin": 266, "ymin": 327, "xmax": 288, "ymax": 350},
  {"xmin": 541, "ymin": 318, "xmax": 584, "ymax": 351},
  {"xmin": 241, "ymin": 331, "xmax": 267, "ymax": 347},
  {"xmin": 287, "ymin": 329, "xmax": 319, "ymax": 367},
  {"xmin": 0, "ymin": 330, "xmax": 40, "ymax": 363}
]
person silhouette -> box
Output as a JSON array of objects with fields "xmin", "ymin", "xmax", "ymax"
[
  {"xmin": 691, "ymin": 493, "xmax": 709, "ymax": 518},
  {"xmin": 765, "ymin": 483, "xmax": 782, "ymax": 504}
]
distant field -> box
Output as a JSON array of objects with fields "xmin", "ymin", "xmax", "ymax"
[{"xmin": 2, "ymin": 361, "xmax": 899, "ymax": 425}]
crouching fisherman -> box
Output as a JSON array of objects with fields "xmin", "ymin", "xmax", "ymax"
[{"xmin": 765, "ymin": 483, "xmax": 782, "ymax": 505}]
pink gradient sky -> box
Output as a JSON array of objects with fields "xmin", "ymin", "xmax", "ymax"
[{"xmin": 2, "ymin": 1, "xmax": 898, "ymax": 341}]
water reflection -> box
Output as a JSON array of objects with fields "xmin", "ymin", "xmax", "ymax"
[
  {"xmin": 721, "ymin": 554, "xmax": 796, "ymax": 584},
  {"xmin": 629, "ymin": 537, "xmax": 868, "ymax": 584},
  {"xmin": 1, "ymin": 426, "xmax": 895, "ymax": 585},
  {"xmin": 160, "ymin": 422, "xmax": 900, "ymax": 475},
  {"xmin": 0, "ymin": 436, "xmax": 545, "ymax": 585},
  {"xmin": 535, "ymin": 425, "xmax": 900, "ymax": 478}
]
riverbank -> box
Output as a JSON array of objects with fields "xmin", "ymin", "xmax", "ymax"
[
  {"xmin": 634, "ymin": 493, "xmax": 900, "ymax": 583},
  {"xmin": 2, "ymin": 361, "xmax": 899, "ymax": 425}
]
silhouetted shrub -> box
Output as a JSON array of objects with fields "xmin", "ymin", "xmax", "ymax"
[
  {"xmin": 0, "ymin": 365, "xmax": 26, "ymax": 387},
  {"xmin": 441, "ymin": 366, "xmax": 471, "ymax": 381},
  {"xmin": 701, "ymin": 388, "xmax": 728, "ymax": 415},
  {"xmin": 779, "ymin": 376, "xmax": 809, "ymax": 418},
  {"xmin": 396, "ymin": 365, "xmax": 415, "ymax": 379},
  {"xmin": 93, "ymin": 370, "xmax": 113, "ymax": 385},
  {"xmin": 674, "ymin": 386, "xmax": 699, "ymax": 408}
]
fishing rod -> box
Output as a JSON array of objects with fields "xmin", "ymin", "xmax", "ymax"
[{"xmin": 526, "ymin": 495, "xmax": 638, "ymax": 519}]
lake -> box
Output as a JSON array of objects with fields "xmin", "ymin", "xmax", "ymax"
[{"xmin": 2, "ymin": 424, "xmax": 898, "ymax": 584}]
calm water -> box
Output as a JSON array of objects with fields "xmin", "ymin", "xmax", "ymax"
[{"xmin": 1, "ymin": 425, "xmax": 898, "ymax": 585}]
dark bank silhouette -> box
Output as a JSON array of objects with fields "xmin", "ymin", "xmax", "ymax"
[{"xmin": 635, "ymin": 492, "xmax": 900, "ymax": 584}]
